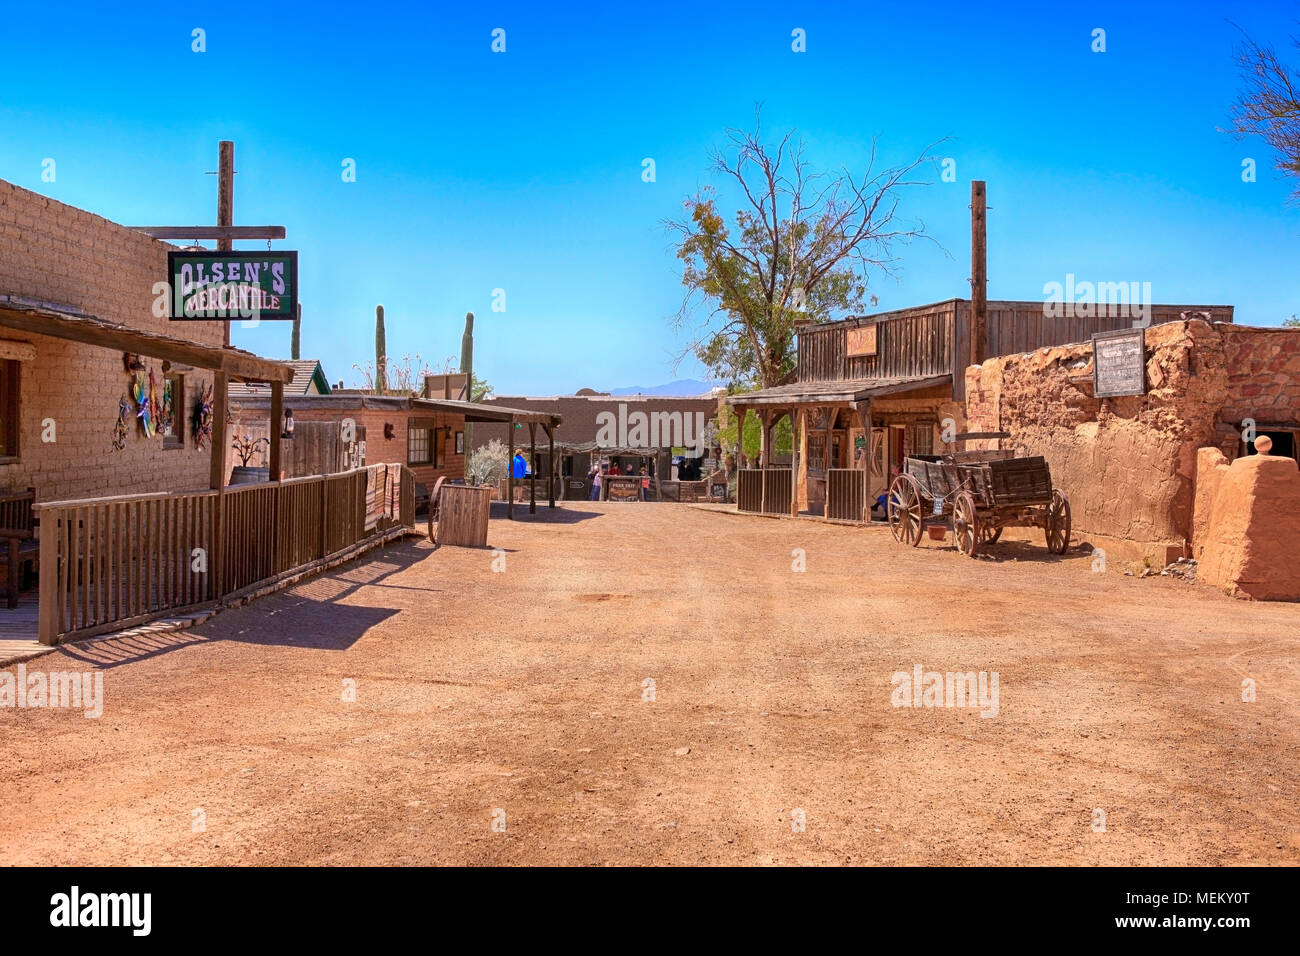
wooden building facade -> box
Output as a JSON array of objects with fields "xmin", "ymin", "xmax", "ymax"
[{"xmin": 728, "ymin": 298, "xmax": 1234, "ymax": 521}]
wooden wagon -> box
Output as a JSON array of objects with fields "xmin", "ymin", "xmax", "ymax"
[{"xmin": 888, "ymin": 453, "xmax": 1070, "ymax": 557}]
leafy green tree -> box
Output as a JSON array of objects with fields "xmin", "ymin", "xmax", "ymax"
[{"xmin": 668, "ymin": 113, "xmax": 941, "ymax": 389}]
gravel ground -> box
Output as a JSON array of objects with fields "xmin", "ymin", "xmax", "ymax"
[{"xmin": 1, "ymin": 501, "xmax": 1297, "ymax": 865}]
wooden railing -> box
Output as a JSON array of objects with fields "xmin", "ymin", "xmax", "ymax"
[
  {"xmin": 34, "ymin": 464, "xmax": 415, "ymax": 645},
  {"xmin": 826, "ymin": 469, "xmax": 867, "ymax": 522},
  {"xmin": 737, "ymin": 468, "xmax": 793, "ymax": 516}
]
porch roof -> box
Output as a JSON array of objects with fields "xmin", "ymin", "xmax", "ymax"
[
  {"xmin": 724, "ymin": 373, "xmax": 952, "ymax": 407},
  {"xmin": 0, "ymin": 294, "xmax": 293, "ymax": 383},
  {"xmin": 233, "ymin": 392, "xmax": 563, "ymax": 426}
]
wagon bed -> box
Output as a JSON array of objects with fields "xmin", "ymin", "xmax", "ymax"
[{"xmin": 889, "ymin": 452, "xmax": 1070, "ymax": 557}]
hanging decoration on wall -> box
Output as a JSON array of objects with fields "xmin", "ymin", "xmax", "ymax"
[
  {"xmin": 148, "ymin": 367, "xmax": 163, "ymax": 436},
  {"xmin": 159, "ymin": 376, "xmax": 175, "ymax": 437},
  {"xmin": 112, "ymin": 396, "xmax": 129, "ymax": 451},
  {"xmin": 132, "ymin": 372, "xmax": 154, "ymax": 437},
  {"xmin": 193, "ymin": 383, "xmax": 214, "ymax": 449}
]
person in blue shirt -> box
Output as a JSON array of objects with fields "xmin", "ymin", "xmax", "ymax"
[{"xmin": 511, "ymin": 452, "xmax": 528, "ymax": 479}]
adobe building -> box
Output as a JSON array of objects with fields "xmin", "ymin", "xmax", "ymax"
[
  {"xmin": 727, "ymin": 298, "xmax": 1233, "ymax": 522},
  {"xmin": 0, "ymin": 177, "xmax": 291, "ymax": 502},
  {"xmin": 470, "ymin": 391, "xmax": 722, "ymax": 496},
  {"xmin": 964, "ymin": 317, "xmax": 1300, "ymax": 570}
]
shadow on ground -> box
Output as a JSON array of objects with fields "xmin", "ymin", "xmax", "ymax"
[{"xmin": 55, "ymin": 538, "xmax": 432, "ymax": 668}]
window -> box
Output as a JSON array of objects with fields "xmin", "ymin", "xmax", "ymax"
[
  {"xmin": 0, "ymin": 360, "xmax": 17, "ymax": 459},
  {"xmin": 911, "ymin": 422, "xmax": 934, "ymax": 457},
  {"xmin": 408, "ymin": 426, "xmax": 432, "ymax": 465},
  {"xmin": 162, "ymin": 373, "xmax": 184, "ymax": 448},
  {"xmin": 808, "ymin": 434, "xmax": 825, "ymax": 474}
]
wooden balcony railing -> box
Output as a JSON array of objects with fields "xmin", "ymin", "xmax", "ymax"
[{"xmin": 33, "ymin": 464, "xmax": 416, "ymax": 645}]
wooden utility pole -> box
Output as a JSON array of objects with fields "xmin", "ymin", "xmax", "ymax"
[
  {"xmin": 970, "ymin": 180, "xmax": 987, "ymax": 370},
  {"xmin": 217, "ymin": 141, "xmax": 234, "ymax": 348}
]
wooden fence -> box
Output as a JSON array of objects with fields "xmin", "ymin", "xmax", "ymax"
[
  {"xmin": 826, "ymin": 469, "xmax": 867, "ymax": 522},
  {"xmin": 737, "ymin": 468, "xmax": 793, "ymax": 516},
  {"xmin": 33, "ymin": 464, "xmax": 415, "ymax": 644}
]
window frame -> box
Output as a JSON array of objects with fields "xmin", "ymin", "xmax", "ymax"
[
  {"xmin": 0, "ymin": 359, "xmax": 20, "ymax": 462},
  {"xmin": 162, "ymin": 372, "xmax": 185, "ymax": 449},
  {"xmin": 407, "ymin": 425, "xmax": 432, "ymax": 466}
]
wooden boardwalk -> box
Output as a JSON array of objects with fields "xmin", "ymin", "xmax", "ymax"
[{"xmin": 0, "ymin": 591, "xmax": 42, "ymax": 663}]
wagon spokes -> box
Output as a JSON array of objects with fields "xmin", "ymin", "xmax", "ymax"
[
  {"xmin": 1045, "ymin": 490, "xmax": 1072, "ymax": 554},
  {"xmin": 888, "ymin": 474, "xmax": 924, "ymax": 547}
]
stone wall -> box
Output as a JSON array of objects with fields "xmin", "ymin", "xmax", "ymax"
[
  {"xmin": 964, "ymin": 320, "xmax": 1235, "ymax": 553},
  {"xmin": 0, "ymin": 178, "xmax": 226, "ymax": 501}
]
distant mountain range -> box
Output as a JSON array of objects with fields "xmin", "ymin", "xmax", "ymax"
[{"xmin": 605, "ymin": 379, "xmax": 721, "ymax": 396}]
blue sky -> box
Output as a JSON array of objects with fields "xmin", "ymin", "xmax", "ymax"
[{"xmin": 1, "ymin": 0, "xmax": 1296, "ymax": 394}]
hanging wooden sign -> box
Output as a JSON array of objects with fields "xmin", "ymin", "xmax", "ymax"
[
  {"xmin": 1092, "ymin": 328, "xmax": 1146, "ymax": 398},
  {"xmin": 167, "ymin": 251, "xmax": 298, "ymax": 320},
  {"xmin": 847, "ymin": 324, "xmax": 877, "ymax": 357}
]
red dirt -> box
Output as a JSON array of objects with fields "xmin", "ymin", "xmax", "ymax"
[{"xmin": 1, "ymin": 502, "xmax": 1297, "ymax": 865}]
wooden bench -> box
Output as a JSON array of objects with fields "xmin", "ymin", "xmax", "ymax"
[{"xmin": 0, "ymin": 488, "xmax": 38, "ymax": 610}]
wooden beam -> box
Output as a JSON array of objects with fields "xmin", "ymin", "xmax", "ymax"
[
  {"xmin": 545, "ymin": 423, "xmax": 556, "ymax": 508},
  {"xmin": 794, "ymin": 408, "xmax": 809, "ymax": 516},
  {"xmin": 0, "ymin": 304, "xmax": 293, "ymax": 383},
  {"xmin": 269, "ymin": 380, "xmax": 283, "ymax": 481},
  {"xmin": 218, "ymin": 141, "xmax": 234, "ymax": 349},
  {"xmin": 507, "ymin": 419, "xmax": 515, "ymax": 520},
  {"xmin": 210, "ymin": 372, "xmax": 228, "ymax": 490},
  {"xmin": 970, "ymin": 180, "xmax": 987, "ymax": 369},
  {"xmin": 131, "ymin": 226, "xmax": 286, "ymax": 241},
  {"xmin": 528, "ymin": 421, "xmax": 537, "ymax": 515}
]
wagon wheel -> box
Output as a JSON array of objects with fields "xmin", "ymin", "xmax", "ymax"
[
  {"xmin": 952, "ymin": 491, "xmax": 981, "ymax": 557},
  {"xmin": 887, "ymin": 474, "xmax": 924, "ymax": 547},
  {"xmin": 979, "ymin": 524, "xmax": 1003, "ymax": 545},
  {"xmin": 1045, "ymin": 490, "xmax": 1071, "ymax": 554}
]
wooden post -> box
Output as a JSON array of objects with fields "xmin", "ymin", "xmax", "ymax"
[
  {"xmin": 269, "ymin": 380, "xmax": 283, "ymax": 482},
  {"xmin": 528, "ymin": 421, "xmax": 537, "ymax": 514},
  {"xmin": 545, "ymin": 423, "xmax": 556, "ymax": 508},
  {"xmin": 507, "ymin": 418, "xmax": 515, "ymax": 520},
  {"xmin": 733, "ymin": 406, "xmax": 746, "ymax": 471},
  {"xmin": 794, "ymin": 407, "xmax": 809, "ymax": 516},
  {"xmin": 210, "ymin": 371, "xmax": 227, "ymax": 490},
  {"xmin": 970, "ymin": 180, "xmax": 987, "ymax": 370},
  {"xmin": 37, "ymin": 511, "xmax": 57, "ymax": 644},
  {"xmin": 218, "ymin": 141, "xmax": 234, "ymax": 349}
]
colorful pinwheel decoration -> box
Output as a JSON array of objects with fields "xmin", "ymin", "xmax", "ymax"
[{"xmin": 132, "ymin": 372, "xmax": 154, "ymax": 437}]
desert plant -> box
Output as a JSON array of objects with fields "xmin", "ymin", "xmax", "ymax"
[
  {"xmin": 353, "ymin": 353, "xmax": 432, "ymax": 397},
  {"xmin": 375, "ymin": 304, "xmax": 388, "ymax": 393},
  {"xmin": 467, "ymin": 438, "xmax": 510, "ymax": 487}
]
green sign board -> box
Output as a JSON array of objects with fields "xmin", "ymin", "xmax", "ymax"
[{"xmin": 167, "ymin": 250, "xmax": 298, "ymax": 320}]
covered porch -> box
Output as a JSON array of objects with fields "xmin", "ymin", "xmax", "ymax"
[
  {"xmin": 727, "ymin": 374, "xmax": 952, "ymax": 522},
  {"xmin": 0, "ymin": 299, "xmax": 425, "ymax": 649}
]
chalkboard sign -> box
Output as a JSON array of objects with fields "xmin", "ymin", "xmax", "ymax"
[
  {"xmin": 1092, "ymin": 328, "xmax": 1146, "ymax": 398},
  {"xmin": 710, "ymin": 481, "xmax": 728, "ymax": 500}
]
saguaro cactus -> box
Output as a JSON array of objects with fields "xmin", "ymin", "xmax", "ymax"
[
  {"xmin": 375, "ymin": 304, "xmax": 387, "ymax": 394},
  {"xmin": 461, "ymin": 311, "xmax": 475, "ymax": 449}
]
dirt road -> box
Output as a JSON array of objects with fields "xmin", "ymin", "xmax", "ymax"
[{"xmin": 2, "ymin": 502, "xmax": 1296, "ymax": 865}]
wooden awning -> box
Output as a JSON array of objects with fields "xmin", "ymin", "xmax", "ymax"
[
  {"xmin": 724, "ymin": 373, "xmax": 952, "ymax": 407},
  {"xmin": 0, "ymin": 295, "xmax": 293, "ymax": 384},
  {"xmin": 230, "ymin": 392, "xmax": 563, "ymax": 427}
]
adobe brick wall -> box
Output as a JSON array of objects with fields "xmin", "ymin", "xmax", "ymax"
[
  {"xmin": 231, "ymin": 402, "xmax": 465, "ymax": 486},
  {"xmin": 0, "ymin": 178, "xmax": 227, "ymax": 502},
  {"xmin": 965, "ymin": 319, "xmax": 1300, "ymax": 557},
  {"xmin": 964, "ymin": 320, "xmax": 1228, "ymax": 552},
  {"xmin": 1210, "ymin": 326, "xmax": 1300, "ymax": 454}
]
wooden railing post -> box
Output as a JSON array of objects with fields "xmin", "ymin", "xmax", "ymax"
[{"xmin": 37, "ymin": 508, "xmax": 59, "ymax": 645}]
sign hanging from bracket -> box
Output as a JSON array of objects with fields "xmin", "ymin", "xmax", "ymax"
[{"xmin": 167, "ymin": 250, "xmax": 298, "ymax": 321}]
